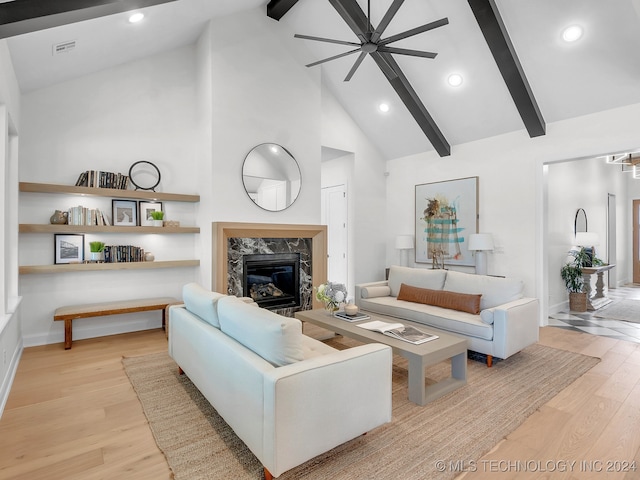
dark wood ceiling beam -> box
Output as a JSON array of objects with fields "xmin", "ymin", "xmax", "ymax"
[
  {"xmin": 468, "ymin": 0, "xmax": 545, "ymax": 137},
  {"xmin": 267, "ymin": 0, "xmax": 301, "ymax": 21},
  {"xmin": 0, "ymin": 0, "xmax": 177, "ymax": 39},
  {"xmin": 374, "ymin": 52, "xmax": 450, "ymax": 157},
  {"xmin": 328, "ymin": 0, "xmax": 450, "ymax": 156}
]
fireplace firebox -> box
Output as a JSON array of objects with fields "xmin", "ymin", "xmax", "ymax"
[{"xmin": 243, "ymin": 253, "xmax": 301, "ymax": 310}]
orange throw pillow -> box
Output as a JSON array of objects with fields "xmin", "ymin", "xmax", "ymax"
[{"xmin": 397, "ymin": 283, "xmax": 482, "ymax": 315}]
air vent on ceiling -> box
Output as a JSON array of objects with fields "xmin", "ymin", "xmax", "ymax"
[{"xmin": 53, "ymin": 40, "xmax": 76, "ymax": 55}]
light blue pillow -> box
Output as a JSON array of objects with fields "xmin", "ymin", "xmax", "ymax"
[
  {"xmin": 182, "ymin": 283, "xmax": 226, "ymax": 328},
  {"xmin": 218, "ymin": 297, "xmax": 304, "ymax": 367}
]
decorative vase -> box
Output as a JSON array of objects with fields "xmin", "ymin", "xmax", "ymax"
[
  {"xmin": 152, "ymin": 219, "xmax": 163, "ymax": 227},
  {"xmin": 89, "ymin": 251, "xmax": 104, "ymax": 262},
  {"xmin": 344, "ymin": 303, "xmax": 359, "ymax": 316},
  {"xmin": 324, "ymin": 300, "xmax": 339, "ymax": 315},
  {"xmin": 50, "ymin": 210, "xmax": 68, "ymax": 225},
  {"xmin": 145, "ymin": 252, "xmax": 155, "ymax": 262}
]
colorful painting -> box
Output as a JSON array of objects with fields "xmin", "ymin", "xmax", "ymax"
[{"xmin": 415, "ymin": 177, "xmax": 478, "ymax": 266}]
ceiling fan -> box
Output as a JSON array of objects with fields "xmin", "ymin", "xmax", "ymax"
[{"xmin": 294, "ymin": 0, "xmax": 448, "ymax": 82}]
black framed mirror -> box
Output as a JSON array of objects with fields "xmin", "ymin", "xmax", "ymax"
[
  {"xmin": 242, "ymin": 143, "xmax": 301, "ymax": 211},
  {"xmin": 574, "ymin": 208, "xmax": 588, "ymax": 235}
]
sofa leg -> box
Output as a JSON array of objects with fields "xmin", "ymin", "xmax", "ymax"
[
  {"xmin": 178, "ymin": 366, "xmax": 184, "ymax": 375},
  {"xmin": 486, "ymin": 355, "xmax": 493, "ymax": 368},
  {"xmin": 264, "ymin": 467, "xmax": 273, "ymax": 480}
]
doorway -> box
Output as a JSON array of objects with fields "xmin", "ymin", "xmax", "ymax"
[
  {"xmin": 634, "ymin": 200, "xmax": 640, "ymax": 284},
  {"xmin": 321, "ymin": 184, "xmax": 348, "ymax": 287}
]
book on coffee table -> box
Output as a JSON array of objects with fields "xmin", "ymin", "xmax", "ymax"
[
  {"xmin": 334, "ymin": 311, "xmax": 370, "ymax": 322},
  {"xmin": 356, "ymin": 320, "xmax": 438, "ymax": 345}
]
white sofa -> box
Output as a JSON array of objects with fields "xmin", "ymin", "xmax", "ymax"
[
  {"xmin": 168, "ymin": 283, "xmax": 392, "ymax": 479},
  {"xmin": 355, "ymin": 266, "xmax": 539, "ymax": 366}
]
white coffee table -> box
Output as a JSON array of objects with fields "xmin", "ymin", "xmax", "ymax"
[{"xmin": 295, "ymin": 309, "xmax": 468, "ymax": 406}]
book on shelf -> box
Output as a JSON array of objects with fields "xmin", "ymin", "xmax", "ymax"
[
  {"xmin": 334, "ymin": 311, "xmax": 370, "ymax": 322},
  {"xmin": 356, "ymin": 320, "xmax": 438, "ymax": 345},
  {"xmin": 74, "ymin": 170, "xmax": 130, "ymax": 190}
]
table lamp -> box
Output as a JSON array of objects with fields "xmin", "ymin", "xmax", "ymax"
[{"xmin": 468, "ymin": 233, "xmax": 494, "ymax": 275}]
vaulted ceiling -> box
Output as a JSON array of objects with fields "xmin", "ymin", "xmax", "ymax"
[{"xmin": 3, "ymin": 0, "xmax": 640, "ymax": 160}]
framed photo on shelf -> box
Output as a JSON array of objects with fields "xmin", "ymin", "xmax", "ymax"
[
  {"xmin": 112, "ymin": 200, "xmax": 138, "ymax": 226},
  {"xmin": 415, "ymin": 176, "xmax": 478, "ymax": 267},
  {"xmin": 139, "ymin": 201, "xmax": 163, "ymax": 227},
  {"xmin": 54, "ymin": 234, "xmax": 85, "ymax": 264}
]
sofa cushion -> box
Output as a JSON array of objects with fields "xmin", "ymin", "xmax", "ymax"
[
  {"xmin": 397, "ymin": 283, "xmax": 482, "ymax": 314},
  {"xmin": 443, "ymin": 270, "xmax": 524, "ymax": 310},
  {"xmin": 217, "ymin": 297, "xmax": 305, "ymax": 367},
  {"xmin": 388, "ymin": 265, "xmax": 447, "ymax": 297},
  {"xmin": 359, "ymin": 296, "xmax": 493, "ymax": 341},
  {"xmin": 361, "ymin": 285, "xmax": 392, "ymax": 298},
  {"xmin": 183, "ymin": 283, "xmax": 227, "ymax": 328}
]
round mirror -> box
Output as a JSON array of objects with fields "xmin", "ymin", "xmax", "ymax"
[
  {"xmin": 574, "ymin": 208, "xmax": 588, "ymax": 235},
  {"xmin": 242, "ymin": 143, "xmax": 301, "ymax": 211}
]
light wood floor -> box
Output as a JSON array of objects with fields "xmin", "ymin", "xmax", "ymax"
[{"xmin": 1, "ymin": 327, "xmax": 639, "ymax": 480}]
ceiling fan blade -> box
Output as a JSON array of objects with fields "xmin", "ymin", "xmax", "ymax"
[
  {"xmin": 370, "ymin": 51, "xmax": 398, "ymax": 80},
  {"xmin": 378, "ymin": 46, "xmax": 437, "ymax": 59},
  {"xmin": 294, "ymin": 33, "xmax": 361, "ymax": 47},
  {"xmin": 344, "ymin": 51, "xmax": 367, "ymax": 81},
  {"xmin": 305, "ymin": 47, "xmax": 362, "ymax": 68},
  {"xmin": 379, "ymin": 17, "xmax": 449, "ymax": 46},
  {"xmin": 328, "ymin": 0, "xmax": 369, "ymax": 43},
  {"xmin": 370, "ymin": 0, "xmax": 405, "ymax": 43}
]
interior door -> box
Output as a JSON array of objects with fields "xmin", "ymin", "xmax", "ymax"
[
  {"xmin": 634, "ymin": 200, "xmax": 640, "ymax": 284},
  {"xmin": 321, "ymin": 185, "xmax": 348, "ymax": 287}
]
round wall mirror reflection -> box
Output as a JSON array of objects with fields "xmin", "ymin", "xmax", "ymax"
[{"xmin": 242, "ymin": 143, "xmax": 301, "ymax": 211}]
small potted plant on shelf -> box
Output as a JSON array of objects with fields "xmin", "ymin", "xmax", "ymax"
[
  {"xmin": 560, "ymin": 247, "xmax": 602, "ymax": 312},
  {"xmin": 89, "ymin": 241, "xmax": 105, "ymax": 263},
  {"xmin": 150, "ymin": 210, "xmax": 164, "ymax": 227}
]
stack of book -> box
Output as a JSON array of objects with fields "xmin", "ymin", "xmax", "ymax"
[
  {"xmin": 103, "ymin": 245, "xmax": 145, "ymax": 263},
  {"xmin": 75, "ymin": 170, "xmax": 130, "ymax": 190},
  {"xmin": 67, "ymin": 206, "xmax": 111, "ymax": 226}
]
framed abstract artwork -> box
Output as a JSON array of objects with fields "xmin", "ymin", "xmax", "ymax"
[
  {"xmin": 415, "ymin": 177, "xmax": 478, "ymax": 267},
  {"xmin": 112, "ymin": 200, "xmax": 138, "ymax": 226}
]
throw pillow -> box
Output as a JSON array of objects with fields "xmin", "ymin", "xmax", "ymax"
[
  {"xmin": 218, "ymin": 297, "xmax": 304, "ymax": 367},
  {"xmin": 397, "ymin": 283, "xmax": 482, "ymax": 315},
  {"xmin": 182, "ymin": 283, "xmax": 226, "ymax": 328},
  {"xmin": 360, "ymin": 285, "xmax": 392, "ymax": 298}
]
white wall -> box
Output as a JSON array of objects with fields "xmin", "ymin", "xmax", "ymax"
[
  {"xmin": 18, "ymin": 45, "xmax": 199, "ymax": 346},
  {"xmin": 386, "ymin": 101, "xmax": 640, "ymax": 324},
  {"xmin": 547, "ymin": 157, "xmax": 628, "ymax": 312},
  {"xmin": 196, "ymin": 8, "xmax": 323, "ymax": 289},
  {"xmin": 321, "ymin": 84, "xmax": 388, "ymax": 286},
  {"xmin": 0, "ymin": 39, "xmax": 22, "ymax": 417}
]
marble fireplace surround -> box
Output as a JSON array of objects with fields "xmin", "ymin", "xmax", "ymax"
[{"xmin": 212, "ymin": 222, "xmax": 328, "ymax": 310}]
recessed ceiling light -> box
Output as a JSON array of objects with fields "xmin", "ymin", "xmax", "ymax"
[
  {"xmin": 378, "ymin": 103, "xmax": 390, "ymax": 113},
  {"xmin": 447, "ymin": 73, "xmax": 463, "ymax": 87},
  {"xmin": 129, "ymin": 12, "xmax": 145, "ymax": 23},
  {"xmin": 270, "ymin": 145, "xmax": 278, "ymax": 153},
  {"xmin": 562, "ymin": 25, "xmax": 583, "ymax": 42}
]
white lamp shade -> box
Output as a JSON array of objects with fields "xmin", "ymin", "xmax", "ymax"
[
  {"xmin": 395, "ymin": 235, "xmax": 414, "ymax": 250},
  {"xmin": 468, "ymin": 233, "xmax": 494, "ymax": 251},
  {"xmin": 574, "ymin": 232, "xmax": 599, "ymax": 246}
]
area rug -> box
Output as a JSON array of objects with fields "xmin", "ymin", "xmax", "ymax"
[
  {"xmin": 123, "ymin": 340, "xmax": 599, "ymax": 480},
  {"xmin": 594, "ymin": 299, "xmax": 640, "ymax": 323}
]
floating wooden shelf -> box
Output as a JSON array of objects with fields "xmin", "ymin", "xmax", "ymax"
[
  {"xmin": 19, "ymin": 182, "xmax": 200, "ymax": 203},
  {"xmin": 19, "ymin": 224, "xmax": 200, "ymax": 234},
  {"xmin": 19, "ymin": 260, "xmax": 200, "ymax": 275}
]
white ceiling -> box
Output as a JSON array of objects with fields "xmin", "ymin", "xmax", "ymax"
[{"xmin": 6, "ymin": 0, "xmax": 640, "ymax": 160}]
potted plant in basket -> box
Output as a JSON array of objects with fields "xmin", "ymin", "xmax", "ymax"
[
  {"xmin": 560, "ymin": 247, "xmax": 602, "ymax": 312},
  {"xmin": 89, "ymin": 241, "xmax": 105, "ymax": 263},
  {"xmin": 150, "ymin": 210, "xmax": 164, "ymax": 227}
]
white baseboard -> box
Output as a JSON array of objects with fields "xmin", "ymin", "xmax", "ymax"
[
  {"xmin": 23, "ymin": 318, "xmax": 163, "ymax": 348},
  {"xmin": 0, "ymin": 338, "xmax": 23, "ymax": 419}
]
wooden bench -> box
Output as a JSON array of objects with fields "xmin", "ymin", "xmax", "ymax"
[{"xmin": 54, "ymin": 297, "xmax": 179, "ymax": 349}]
